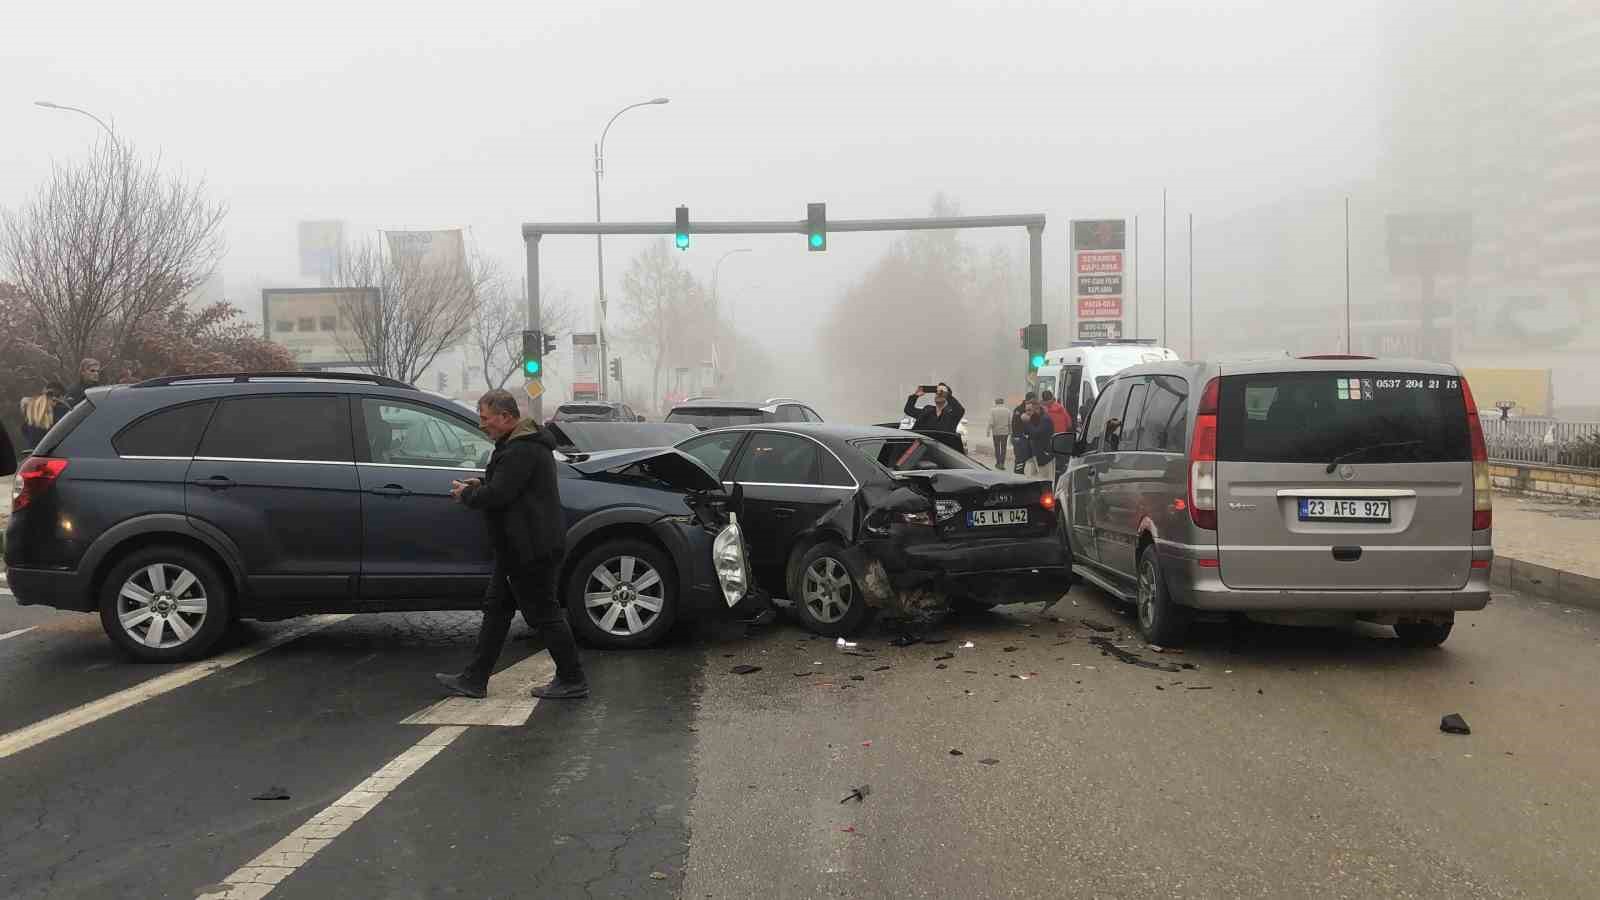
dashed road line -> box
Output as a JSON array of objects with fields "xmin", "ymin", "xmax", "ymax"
[
  {"xmin": 0, "ymin": 627, "xmax": 35, "ymax": 642},
  {"xmin": 196, "ymin": 650, "xmax": 554, "ymax": 899},
  {"xmin": 0, "ymin": 614, "xmax": 350, "ymax": 761}
]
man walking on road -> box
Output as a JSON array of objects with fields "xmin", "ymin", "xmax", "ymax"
[
  {"xmin": 986, "ymin": 397, "xmax": 1011, "ymax": 469},
  {"xmin": 436, "ymin": 389, "xmax": 589, "ymax": 701}
]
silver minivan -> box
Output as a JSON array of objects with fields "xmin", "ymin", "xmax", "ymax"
[{"xmin": 1054, "ymin": 356, "xmax": 1493, "ymax": 647}]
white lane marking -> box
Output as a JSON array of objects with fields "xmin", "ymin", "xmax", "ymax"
[
  {"xmin": 0, "ymin": 614, "xmax": 350, "ymax": 762},
  {"xmin": 197, "ymin": 650, "xmax": 554, "ymax": 898},
  {"xmin": 401, "ymin": 650, "xmax": 555, "ymax": 727},
  {"xmin": 0, "ymin": 627, "xmax": 36, "ymax": 641},
  {"xmin": 196, "ymin": 725, "xmax": 468, "ymax": 900}
]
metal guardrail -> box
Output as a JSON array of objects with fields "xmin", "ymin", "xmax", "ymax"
[{"xmin": 1483, "ymin": 417, "xmax": 1600, "ymax": 469}]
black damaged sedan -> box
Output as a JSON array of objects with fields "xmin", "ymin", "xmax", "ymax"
[{"xmin": 674, "ymin": 424, "xmax": 1073, "ymax": 635}]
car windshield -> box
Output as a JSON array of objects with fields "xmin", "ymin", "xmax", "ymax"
[
  {"xmin": 665, "ymin": 409, "xmax": 766, "ymax": 429},
  {"xmin": 1218, "ymin": 371, "xmax": 1471, "ymax": 464},
  {"xmin": 850, "ymin": 436, "xmax": 982, "ymax": 472}
]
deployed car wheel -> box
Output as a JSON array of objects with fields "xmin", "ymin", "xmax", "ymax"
[
  {"xmin": 1135, "ymin": 544, "xmax": 1191, "ymax": 646},
  {"xmin": 565, "ymin": 540, "xmax": 678, "ymax": 649},
  {"xmin": 1393, "ymin": 622, "xmax": 1452, "ymax": 648},
  {"xmin": 792, "ymin": 542, "xmax": 872, "ymax": 637},
  {"xmin": 99, "ymin": 545, "xmax": 233, "ymax": 663}
]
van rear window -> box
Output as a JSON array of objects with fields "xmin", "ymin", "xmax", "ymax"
[{"xmin": 1218, "ymin": 372, "xmax": 1469, "ymax": 464}]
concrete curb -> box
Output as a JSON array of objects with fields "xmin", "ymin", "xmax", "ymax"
[{"xmin": 1492, "ymin": 555, "xmax": 1600, "ymax": 612}]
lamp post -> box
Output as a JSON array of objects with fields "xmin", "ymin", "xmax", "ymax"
[
  {"xmin": 34, "ymin": 100, "xmax": 122, "ymax": 156},
  {"xmin": 710, "ymin": 248, "xmax": 752, "ymax": 390},
  {"xmin": 593, "ymin": 96, "xmax": 669, "ymax": 398}
]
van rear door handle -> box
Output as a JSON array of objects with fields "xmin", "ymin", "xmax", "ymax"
[
  {"xmin": 773, "ymin": 507, "xmax": 795, "ymax": 518},
  {"xmin": 370, "ymin": 484, "xmax": 411, "ymax": 497},
  {"xmin": 1332, "ymin": 546, "xmax": 1363, "ymax": 562},
  {"xmin": 191, "ymin": 475, "xmax": 235, "ymax": 490}
]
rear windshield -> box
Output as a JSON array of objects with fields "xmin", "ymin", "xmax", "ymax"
[
  {"xmin": 31, "ymin": 397, "xmax": 96, "ymax": 456},
  {"xmin": 558, "ymin": 405, "xmax": 613, "ymax": 416},
  {"xmin": 665, "ymin": 409, "xmax": 766, "ymax": 429},
  {"xmin": 1219, "ymin": 372, "xmax": 1470, "ymax": 464},
  {"xmin": 851, "ymin": 437, "xmax": 982, "ymax": 472}
]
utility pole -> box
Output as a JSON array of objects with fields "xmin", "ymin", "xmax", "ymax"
[
  {"xmin": 1161, "ymin": 189, "xmax": 1168, "ymax": 347},
  {"xmin": 1132, "ymin": 215, "xmax": 1139, "ymax": 340},
  {"xmin": 1188, "ymin": 212, "xmax": 1194, "ymax": 359},
  {"xmin": 1344, "ymin": 196, "xmax": 1352, "ymax": 354}
]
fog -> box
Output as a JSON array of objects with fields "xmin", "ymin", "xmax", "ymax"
[{"xmin": 5, "ymin": 0, "xmax": 1596, "ymax": 418}]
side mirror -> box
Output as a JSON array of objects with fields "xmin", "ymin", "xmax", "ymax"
[{"xmin": 1049, "ymin": 432, "xmax": 1076, "ymax": 456}]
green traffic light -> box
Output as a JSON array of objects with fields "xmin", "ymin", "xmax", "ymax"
[
  {"xmin": 675, "ymin": 233, "xmax": 690, "ymax": 250},
  {"xmin": 524, "ymin": 359, "xmax": 541, "ymax": 376},
  {"xmin": 809, "ymin": 232, "xmax": 824, "ymax": 249},
  {"xmin": 1030, "ymin": 354, "xmax": 1046, "ymax": 369}
]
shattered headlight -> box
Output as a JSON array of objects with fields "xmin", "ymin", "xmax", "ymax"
[
  {"xmin": 712, "ymin": 513, "xmax": 751, "ymax": 608},
  {"xmin": 935, "ymin": 499, "xmax": 962, "ymax": 522}
]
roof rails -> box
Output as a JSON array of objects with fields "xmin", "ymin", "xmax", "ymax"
[
  {"xmin": 1298, "ymin": 354, "xmax": 1376, "ymax": 360},
  {"xmin": 764, "ymin": 397, "xmax": 801, "ymax": 405},
  {"xmin": 132, "ymin": 371, "xmax": 416, "ymax": 390},
  {"xmin": 1065, "ymin": 338, "xmax": 1162, "ymax": 347}
]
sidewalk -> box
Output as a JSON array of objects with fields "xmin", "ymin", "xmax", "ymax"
[{"xmin": 1492, "ymin": 495, "xmax": 1600, "ymax": 581}]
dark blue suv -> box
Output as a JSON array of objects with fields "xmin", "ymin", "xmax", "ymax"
[{"xmin": 5, "ymin": 372, "xmax": 751, "ymax": 661}]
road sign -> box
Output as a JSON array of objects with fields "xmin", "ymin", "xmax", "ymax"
[
  {"xmin": 524, "ymin": 380, "xmax": 544, "ymax": 401},
  {"xmin": 1078, "ymin": 320, "xmax": 1123, "ymax": 341},
  {"xmin": 1078, "ymin": 297, "xmax": 1123, "ymax": 319}
]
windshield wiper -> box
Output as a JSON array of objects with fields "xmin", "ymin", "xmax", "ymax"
[{"xmin": 1325, "ymin": 441, "xmax": 1424, "ymax": 474}]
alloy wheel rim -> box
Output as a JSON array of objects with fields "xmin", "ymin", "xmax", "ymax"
[
  {"xmin": 584, "ymin": 555, "xmax": 665, "ymax": 636},
  {"xmin": 118, "ymin": 563, "xmax": 208, "ymax": 649},
  {"xmin": 1138, "ymin": 559, "xmax": 1157, "ymax": 631},
  {"xmin": 802, "ymin": 557, "xmax": 853, "ymax": 624}
]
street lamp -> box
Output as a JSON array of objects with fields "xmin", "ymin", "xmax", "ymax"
[
  {"xmin": 711, "ymin": 248, "xmax": 753, "ymax": 317},
  {"xmin": 594, "ymin": 96, "xmax": 669, "ymax": 398},
  {"xmin": 34, "ymin": 100, "xmax": 122, "ymax": 154}
]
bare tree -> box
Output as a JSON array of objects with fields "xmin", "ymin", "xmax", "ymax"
[
  {"xmin": 469, "ymin": 278, "xmax": 577, "ymax": 390},
  {"xmin": 618, "ymin": 240, "xmax": 702, "ymax": 407},
  {"xmin": 330, "ymin": 239, "xmax": 497, "ymax": 384},
  {"xmin": 0, "ymin": 137, "xmax": 227, "ymax": 379}
]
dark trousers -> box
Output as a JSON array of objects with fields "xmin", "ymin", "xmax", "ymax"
[
  {"xmin": 992, "ymin": 435, "xmax": 1008, "ymax": 467},
  {"xmin": 463, "ymin": 555, "xmax": 585, "ymax": 684},
  {"xmin": 1012, "ymin": 435, "xmax": 1031, "ymax": 475}
]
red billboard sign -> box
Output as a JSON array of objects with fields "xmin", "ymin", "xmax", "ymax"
[
  {"xmin": 1077, "ymin": 296, "xmax": 1123, "ymax": 320},
  {"xmin": 1076, "ymin": 251, "xmax": 1123, "ymax": 274}
]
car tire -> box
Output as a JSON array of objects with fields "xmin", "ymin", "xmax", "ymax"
[
  {"xmin": 1393, "ymin": 622, "xmax": 1452, "ymax": 648},
  {"xmin": 791, "ymin": 542, "xmax": 872, "ymax": 637},
  {"xmin": 564, "ymin": 540, "xmax": 679, "ymax": 649},
  {"xmin": 99, "ymin": 545, "xmax": 233, "ymax": 663},
  {"xmin": 1135, "ymin": 544, "xmax": 1191, "ymax": 646}
]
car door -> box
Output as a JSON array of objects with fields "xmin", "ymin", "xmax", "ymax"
[
  {"xmin": 1070, "ymin": 377, "xmax": 1133, "ymax": 569},
  {"xmin": 726, "ymin": 431, "xmax": 842, "ymax": 592},
  {"xmin": 1133, "ymin": 374, "xmax": 1191, "ymax": 553},
  {"xmin": 354, "ymin": 398, "xmax": 497, "ymax": 605},
  {"xmin": 677, "ymin": 430, "xmax": 750, "ymax": 484},
  {"xmin": 186, "ymin": 394, "xmax": 362, "ymax": 607},
  {"xmin": 1096, "ymin": 378, "xmax": 1150, "ymax": 576}
]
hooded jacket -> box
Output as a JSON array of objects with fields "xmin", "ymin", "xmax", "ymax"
[{"xmin": 460, "ymin": 418, "xmax": 565, "ymax": 568}]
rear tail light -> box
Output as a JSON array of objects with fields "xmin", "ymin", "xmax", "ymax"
[
  {"xmin": 1460, "ymin": 377, "xmax": 1492, "ymax": 530},
  {"xmin": 1039, "ymin": 491, "xmax": 1056, "ymax": 511},
  {"xmin": 13, "ymin": 457, "xmax": 69, "ymax": 512},
  {"xmin": 1187, "ymin": 377, "xmax": 1219, "ymax": 530}
]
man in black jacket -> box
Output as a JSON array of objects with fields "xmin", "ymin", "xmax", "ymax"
[
  {"xmin": 904, "ymin": 383, "xmax": 965, "ymax": 433},
  {"xmin": 436, "ymin": 389, "xmax": 588, "ymax": 700}
]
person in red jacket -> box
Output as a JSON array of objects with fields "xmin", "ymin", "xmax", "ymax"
[{"xmin": 1040, "ymin": 390, "xmax": 1072, "ymax": 483}]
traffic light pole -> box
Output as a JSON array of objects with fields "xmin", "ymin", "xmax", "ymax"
[
  {"xmin": 521, "ymin": 212, "xmax": 1048, "ymax": 411},
  {"xmin": 524, "ymin": 233, "xmax": 544, "ymax": 421}
]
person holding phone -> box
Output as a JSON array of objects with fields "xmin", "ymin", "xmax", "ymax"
[{"xmin": 904, "ymin": 382, "xmax": 965, "ymax": 434}]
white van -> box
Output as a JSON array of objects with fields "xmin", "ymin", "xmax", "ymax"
[{"xmin": 1033, "ymin": 341, "xmax": 1180, "ymax": 427}]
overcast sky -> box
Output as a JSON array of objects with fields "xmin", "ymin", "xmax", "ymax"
[{"xmin": 4, "ymin": 0, "xmax": 1382, "ymax": 352}]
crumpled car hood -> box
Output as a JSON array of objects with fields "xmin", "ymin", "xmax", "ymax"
[{"xmin": 568, "ymin": 447, "xmax": 723, "ymax": 494}]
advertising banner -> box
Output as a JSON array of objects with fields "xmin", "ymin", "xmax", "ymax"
[
  {"xmin": 1077, "ymin": 274, "xmax": 1122, "ymax": 296},
  {"xmin": 298, "ymin": 221, "xmax": 344, "ymax": 280},
  {"xmin": 262, "ymin": 288, "xmax": 377, "ymax": 367},
  {"xmin": 384, "ymin": 229, "xmax": 467, "ymax": 274},
  {"xmin": 1078, "ymin": 320, "xmax": 1124, "ymax": 341},
  {"xmin": 571, "ymin": 333, "xmax": 600, "ymax": 396},
  {"xmin": 1075, "ymin": 252, "xmax": 1124, "ymax": 274},
  {"xmin": 1077, "ymin": 296, "xmax": 1124, "ymax": 319}
]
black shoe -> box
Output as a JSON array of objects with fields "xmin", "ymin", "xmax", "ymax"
[
  {"xmin": 531, "ymin": 677, "xmax": 590, "ymax": 700},
  {"xmin": 435, "ymin": 672, "xmax": 488, "ymax": 699}
]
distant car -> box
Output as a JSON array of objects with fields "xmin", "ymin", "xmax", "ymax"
[
  {"xmin": 545, "ymin": 421, "xmax": 699, "ymax": 454},
  {"xmin": 552, "ymin": 401, "xmax": 646, "ymax": 423},
  {"xmin": 664, "ymin": 399, "xmax": 823, "ymax": 431},
  {"xmin": 1055, "ymin": 356, "xmax": 1492, "ymax": 648},
  {"xmin": 3, "ymin": 372, "xmax": 752, "ymax": 659},
  {"xmin": 675, "ymin": 423, "xmax": 1071, "ymax": 635}
]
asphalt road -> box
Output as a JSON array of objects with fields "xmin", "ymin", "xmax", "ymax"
[{"xmin": 1, "ymin": 581, "xmax": 1597, "ymax": 899}]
